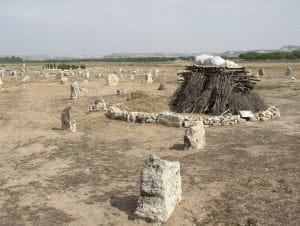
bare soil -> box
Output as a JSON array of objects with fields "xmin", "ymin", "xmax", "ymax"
[{"xmin": 0, "ymin": 62, "xmax": 299, "ymax": 226}]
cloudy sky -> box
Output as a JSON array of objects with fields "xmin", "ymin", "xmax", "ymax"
[{"xmin": 0, "ymin": 0, "xmax": 299, "ymax": 56}]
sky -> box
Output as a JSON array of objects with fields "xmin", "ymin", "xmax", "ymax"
[{"xmin": 0, "ymin": 0, "xmax": 299, "ymax": 56}]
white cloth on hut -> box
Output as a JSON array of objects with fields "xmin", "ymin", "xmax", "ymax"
[{"xmin": 195, "ymin": 54, "xmax": 240, "ymax": 68}]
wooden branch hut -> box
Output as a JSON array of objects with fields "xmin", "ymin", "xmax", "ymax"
[{"xmin": 171, "ymin": 65, "xmax": 267, "ymax": 115}]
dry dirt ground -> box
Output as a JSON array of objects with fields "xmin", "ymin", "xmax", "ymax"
[{"xmin": 0, "ymin": 62, "xmax": 299, "ymax": 226}]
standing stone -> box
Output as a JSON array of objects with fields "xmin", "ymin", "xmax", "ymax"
[
  {"xmin": 107, "ymin": 73, "xmax": 119, "ymax": 86},
  {"xmin": 158, "ymin": 82, "xmax": 166, "ymax": 90},
  {"xmin": 184, "ymin": 122, "xmax": 205, "ymax": 150},
  {"xmin": 285, "ymin": 67, "xmax": 292, "ymax": 76},
  {"xmin": 135, "ymin": 154, "xmax": 181, "ymax": 223},
  {"xmin": 258, "ymin": 68, "xmax": 265, "ymax": 76},
  {"xmin": 154, "ymin": 68, "xmax": 159, "ymax": 77},
  {"xmin": 0, "ymin": 78, "xmax": 3, "ymax": 91},
  {"xmin": 60, "ymin": 77, "xmax": 68, "ymax": 85},
  {"xmin": 145, "ymin": 72, "xmax": 153, "ymax": 84},
  {"xmin": 70, "ymin": 81, "xmax": 80, "ymax": 99},
  {"xmin": 85, "ymin": 70, "xmax": 90, "ymax": 79},
  {"xmin": 61, "ymin": 105, "xmax": 76, "ymax": 132},
  {"xmin": 11, "ymin": 70, "xmax": 17, "ymax": 77},
  {"xmin": 0, "ymin": 70, "xmax": 4, "ymax": 78}
]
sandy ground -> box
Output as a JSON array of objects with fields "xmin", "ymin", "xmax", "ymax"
[{"xmin": 0, "ymin": 63, "xmax": 299, "ymax": 226}]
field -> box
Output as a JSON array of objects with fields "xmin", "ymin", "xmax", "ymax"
[{"xmin": 0, "ymin": 60, "xmax": 299, "ymax": 225}]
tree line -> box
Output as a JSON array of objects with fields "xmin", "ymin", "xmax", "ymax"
[
  {"xmin": 239, "ymin": 50, "xmax": 300, "ymax": 60},
  {"xmin": 44, "ymin": 63, "xmax": 86, "ymax": 70}
]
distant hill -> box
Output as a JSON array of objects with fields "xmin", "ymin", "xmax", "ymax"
[
  {"xmin": 1, "ymin": 45, "xmax": 299, "ymax": 60},
  {"xmin": 279, "ymin": 45, "xmax": 300, "ymax": 52},
  {"xmin": 220, "ymin": 45, "xmax": 300, "ymax": 58}
]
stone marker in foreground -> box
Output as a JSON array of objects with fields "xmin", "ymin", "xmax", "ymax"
[
  {"xmin": 61, "ymin": 105, "xmax": 76, "ymax": 132},
  {"xmin": 184, "ymin": 122, "xmax": 205, "ymax": 150},
  {"xmin": 135, "ymin": 154, "xmax": 181, "ymax": 223},
  {"xmin": 70, "ymin": 81, "xmax": 80, "ymax": 99}
]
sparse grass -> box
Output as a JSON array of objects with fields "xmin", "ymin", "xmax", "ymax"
[{"xmin": 122, "ymin": 90, "xmax": 170, "ymax": 112}]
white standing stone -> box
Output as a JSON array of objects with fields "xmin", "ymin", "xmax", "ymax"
[
  {"xmin": 70, "ymin": 81, "xmax": 80, "ymax": 99},
  {"xmin": 135, "ymin": 154, "xmax": 181, "ymax": 223},
  {"xmin": 154, "ymin": 68, "xmax": 159, "ymax": 77},
  {"xmin": 0, "ymin": 78, "xmax": 3, "ymax": 91},
  {"xmin": 85, "ymin": 70, "xmax": 90, "ymax": 79},
  {"xmin": 61, "ymin": 105, "xmax": 76, "ymax": 132},
  {"xmin": 145, "ymin": 72, "xmax": 153, "ymax": 84},
  {"xmin": 184, "ymin": 122, "xmax": 205, "ymax": 150},
  {"xmin": 107, "ymin": 73, "xmax": 119, "ymax": 86}
]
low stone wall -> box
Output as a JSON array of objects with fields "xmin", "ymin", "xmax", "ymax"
[
  {"xmin": 202, "ymin": 105, "xmax": 280, "ymax": 126},
  {"xmin": 105, "ymin": 105, "xmax": 280, "ymax": 127}
]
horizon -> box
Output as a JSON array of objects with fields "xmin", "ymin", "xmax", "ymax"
[{"xmin": 1, "ymin": 0, "xmax": 300, "ymax": 56}]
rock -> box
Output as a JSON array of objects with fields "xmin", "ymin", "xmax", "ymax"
[
  {"xmin": 158, "ymin": 82, "xmax": 166, "ymax": 90},
  {"xmin": 157, "ymin": 112, "xmax": 184, "ymax": 127},
  {"xmin": 285, "ymin": 67, "xmax": 292, "ymax": 76},
  {"xmin": 60, "ymin": 77, "xmax": 68, "ymax": 85},
  {"xmin": 22, "ymin": 75, "xmax": 30, "ymax": 82},
  {"xmin": 107, "ymin": 73, "xmax": 119, "ymax": 86},
  {"xmin": 145, "ymin": 72, "xmax": 153, "ymax": 84},
  {"xmin": 70, "ymin": 81, "xmax": 80, "ymax": 99},
  {"xmin": 105, "ymin": 106, "xmax": 124, "ymax": 119},
  {"xmin": 89, "ymin": 96, "xmax": 107, "ymax": 112},
  {"xmin": 117, "ymin": 88, "xmax": 125, "ymax": 96},
  {"xmin": 184, "ymin": 122, "xmax": 205, "ymax": 150},
  {"xmin": 0, "ymin": 78, "xmax": 3, "ymax": 91},
  {"xmin": 259, "ymin": 116, "xmax": 268, "ymax": 122},
  {"xmin": 183, "ymin": 120, "xmax": 200, "ymax": 128},
  {"xmin": 237, "ymin": 118, "xmax": 247, "ymax": 123},
  {"xmin": 18, "ymin": 84, "xmax": 26, "ymax": 92},
  {"xmin": 61, "ymin": 105, "xmax": 76, "ymax": 132},
  {"xmin": 135, "ymin": 154, "xmax": 181, "ymax": 223},
  {"xmin": 258, "ymin": 68, "xmax": 265, "ymax": 76}
]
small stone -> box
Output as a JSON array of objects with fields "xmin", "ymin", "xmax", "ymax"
[
  {"xmin": 158, "ymin": 83, "xmax": 166, "ymax": 90},
  {"xmin": 184, "ymin": 122, "xmax": 205, "ymax": 150}
]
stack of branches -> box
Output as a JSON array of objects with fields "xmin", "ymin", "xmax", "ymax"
[{"xmin": 172, "ymin": 65, "xmax": 267, "ymax": 115}]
